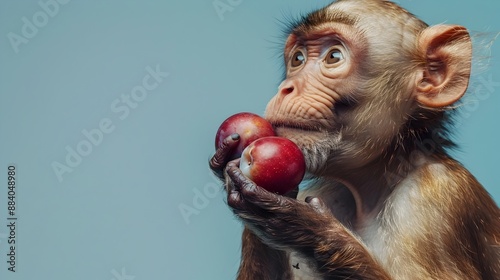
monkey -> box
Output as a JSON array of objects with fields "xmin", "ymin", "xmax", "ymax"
[{"xmin": 210, "ymin": 0, "xmax": 500, "ymax": 279}]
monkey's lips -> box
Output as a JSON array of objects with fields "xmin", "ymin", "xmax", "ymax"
[
  {"xmin": 270, "ymin": 120, "xmax": 324, "ymax": 133},
  {"xmin": 269, "ymin": 120, "xmax": 331, "ymax": 150}
]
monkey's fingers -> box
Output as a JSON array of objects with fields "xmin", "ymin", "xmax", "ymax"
[
  {"xmin": 225, "ymin": 162, "xmax": 264, "ymax": 217},
  {"xmin": 209, "ymin": 133, "xmax": 240, "ymax": 180},
  {"xmin": 226, "ymin": 163, "xmax": 334, "ymax": 249},
  {"xmin": 226, "ymin": 162, "xmax": 294, "ymax": 211}
]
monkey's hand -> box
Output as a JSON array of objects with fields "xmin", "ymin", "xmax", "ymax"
[
  {"xmin": 225, "ymin": 161, "xmax": 333, "ymax": 249},
  {"xmin": 226, "ymin": 162, "xmax": 391, "ymax": 279},
  {"xmin": 209, "ymin": 134, "xmax": 240, "ymax": 181}
]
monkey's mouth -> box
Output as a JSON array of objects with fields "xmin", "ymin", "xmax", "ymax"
[{"xmin": 270, "ymin": 120, "xmax": 323, "ymax": 133}]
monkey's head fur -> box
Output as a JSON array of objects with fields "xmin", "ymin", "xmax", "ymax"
[{"xmin": 264, "ymin": 0, "xmax": 472, "ymax": 181}]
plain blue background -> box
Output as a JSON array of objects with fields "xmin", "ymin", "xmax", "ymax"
[{"xmin": 0, "ymin": 1, "xmax": 498, "ymax": 279}]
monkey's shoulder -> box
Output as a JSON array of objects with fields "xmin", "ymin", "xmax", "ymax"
[
  {"xmin": 414, "ymin": 158, "xmax": 496, "ymax": 208},
  {"xmin": 375, "ymin": 159, "xmax": 500, "ymax": 278},
  {"xmin": 384, "ymin": 158, "xmax": 499, "ymax": 236}
]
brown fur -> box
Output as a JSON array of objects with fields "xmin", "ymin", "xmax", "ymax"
[
  {"xmin": 210, "ymin": 0, "xmax": 500, "ymax": 279},
  {"xmin": 237, "ymin": 227, "xmax": 291, "ymax": 280}
]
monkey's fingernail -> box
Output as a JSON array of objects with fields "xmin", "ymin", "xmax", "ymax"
[
  {"xmin": 305, "ymin": 196, "xmax": 314, "ymax": 203},
  {"xmin": 231, "ymin": 133, "xmax": 240, "ymax": 140}
]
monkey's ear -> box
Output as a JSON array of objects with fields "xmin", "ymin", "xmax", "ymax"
[{"xmin": 415, "ymin": 25, "xmax": 472, "ymax": 108}]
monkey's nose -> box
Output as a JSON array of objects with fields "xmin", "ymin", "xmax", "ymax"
[
  {"xmin": 279, "ymin": 80, "xmax": 295, "ymax": 95},
  {"xmin": 281, "ymin": 86, "xmax": 294, "ymax": 95}
]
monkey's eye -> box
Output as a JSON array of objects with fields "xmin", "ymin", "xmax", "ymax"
[
  {"xmin": 290, "ymin": 51, "xmax": 305, "ymax": 68},
  {"xmin": 325, "ymin": 48, "xmax": 344, "ymax": 65}
]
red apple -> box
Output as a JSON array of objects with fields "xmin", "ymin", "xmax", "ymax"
[
  {"xmin": 215, "ymin": 112, "xmax": 275, "ymax": 159},
  {"xmin": 239, "ymin": 136, "xmax": 306, "ymax": 195}
]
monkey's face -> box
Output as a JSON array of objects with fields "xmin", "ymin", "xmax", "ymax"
[
  {"xmin": 265, "ymin": 2, "xmax": 422, "ymax": 176},
  {"xmin": 265, "ymin": 30, "xmax": 363, "ymax": 175}
]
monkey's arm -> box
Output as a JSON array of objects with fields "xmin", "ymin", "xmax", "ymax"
[
  {"xmin": 210, "ymin": 135, "xmax": 291, "ymax": 279},
  {"xmin": 236, "ymin": 227, "xmax": 291, "ymax": 280},
  {"xmin": 226, "ymin": 163, "xmax": 391, "ymax": 279}
]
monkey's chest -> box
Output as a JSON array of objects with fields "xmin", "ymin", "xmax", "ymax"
[{"xmin": 289, "ymin": 251, "xmax": 322, "ymax": 280}]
